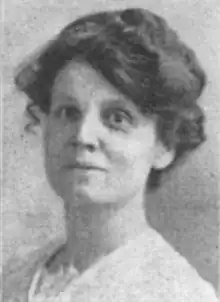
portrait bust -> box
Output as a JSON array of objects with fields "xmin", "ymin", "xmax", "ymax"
[{"xmin": 3, "ymin": 6, "xmax": 218, "ymax": 302}]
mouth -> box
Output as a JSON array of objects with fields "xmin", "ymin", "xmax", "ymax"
[{"xmin": 64, "ymin": 163, "xmax": 106, "ymax": 171}]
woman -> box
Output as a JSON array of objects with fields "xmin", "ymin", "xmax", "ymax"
[{"xmin": 3, "ymin": 7, "xmax": 218, "ymax": 301}]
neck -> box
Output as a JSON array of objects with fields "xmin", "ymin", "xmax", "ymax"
[{"xmin": 63, "ymin": 194, "xmax": 148, "ymax": 273}]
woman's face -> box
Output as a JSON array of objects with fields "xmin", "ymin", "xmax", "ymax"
[{"xmin": 42, "ymin": 60, "xmax": 171, "ymax": 207}]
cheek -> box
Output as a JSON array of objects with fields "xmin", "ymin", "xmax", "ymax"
[
  {"xmin": 128, "ymin": 142, "xmax": 155, "ymax": 176},
  {"xmin": 43, "ymin": 122, "xmax": 67, "ymax": 169},
  {"xmin": 106, "ymin": 138, "xmax": 155, "ymax": 177}
]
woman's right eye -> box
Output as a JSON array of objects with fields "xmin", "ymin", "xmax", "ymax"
[{"xmin": 54, "ymin": 106, "xmax": 81, "ymax": 122}]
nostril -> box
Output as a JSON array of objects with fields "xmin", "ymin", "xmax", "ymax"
[
  {"xmin": 69, "ymin": 140, "xmax": 96, "ymax": 153},
  {"xmin": 86, "ymin": 143, "xmax": 96, "ymax": 152}
]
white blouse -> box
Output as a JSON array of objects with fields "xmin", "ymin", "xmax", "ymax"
[{"xmin": 3, "ymin": 228, "xmax": 218, "ymax": 302}]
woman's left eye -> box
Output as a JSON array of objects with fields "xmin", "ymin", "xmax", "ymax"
[{"xmin": 107, "ymin": 110, "xmax": 133, "ymax": 130}]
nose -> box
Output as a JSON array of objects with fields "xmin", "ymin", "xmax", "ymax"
[{"xmin": 75, "ymin": 112, "xmax": 101, "ymax": 152}]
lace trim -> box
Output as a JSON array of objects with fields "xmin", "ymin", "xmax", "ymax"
[{"xmin": 28, "ymin": 247, "xmax": 78, "ymax": 302}]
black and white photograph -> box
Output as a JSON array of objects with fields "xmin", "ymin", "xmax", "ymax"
[{"xmin": 2, "ymin": 0, "xmax": 219, "ymax": 301}]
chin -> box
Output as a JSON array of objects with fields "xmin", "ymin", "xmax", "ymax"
[{"xmin": 68, "ymin": 185, "xmax": 118, "ymax": 206}]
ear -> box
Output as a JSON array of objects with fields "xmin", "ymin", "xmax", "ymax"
[
  {"xmin": 152, "ymin": 142, "xmax": 175, "ymax": 170},
  {"xmin": 28, "ymin": 105, "xmax": 48, "ymax": 139}
]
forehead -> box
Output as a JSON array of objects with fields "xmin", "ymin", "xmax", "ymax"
[{"xmin": 51, "ymin": 60, "xmax": 139, "ymax": 111}]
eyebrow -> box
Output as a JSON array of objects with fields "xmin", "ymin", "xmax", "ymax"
[
  {"xmin": 106, "ymin": 99, "xmax": 140, "ymax": 118},
  {"xmin": 51, "ymin": 94, "xmax": 79, "ymax": 111},
  {"xmin": 53, "ymin": 94, "xmax": 78, "ymax": 103},
  {"xmin": 52, "ymin": 92, "xmax": 138, "ymax": 113}
]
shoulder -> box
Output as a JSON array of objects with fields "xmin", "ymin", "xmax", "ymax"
[
  {"xmin": 2, "ymin": 238, "xmax": 64, "ymax": 302},
  {"xmin": 140, "ymin": 229, "xmax": 218, "ymax": 302}
]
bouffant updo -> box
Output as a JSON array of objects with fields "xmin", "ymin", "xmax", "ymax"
[{"xmin": 14, "ymin": 8, "xmax": 207, "ymax": 190}]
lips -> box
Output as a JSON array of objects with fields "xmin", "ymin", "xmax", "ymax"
[{"xmin": 64, "ymin": 162, "xmax": 106, "ymax": 171}]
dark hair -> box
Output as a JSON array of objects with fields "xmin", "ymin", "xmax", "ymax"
[{"xmin": 14, "ymin": 8, "xmax": 207, "ymax": 190}]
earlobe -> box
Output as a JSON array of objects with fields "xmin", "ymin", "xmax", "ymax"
[
  {"xmin": 30, "ymin": 106, "xmax": 48, "ymax": 138},
  {"xmin": 40, "ymin": 113, "xmax": 48, "ymax": 132},
  {"xmin": 152, "ymin": 143, "xmax": 175, "ymax": 170}
]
